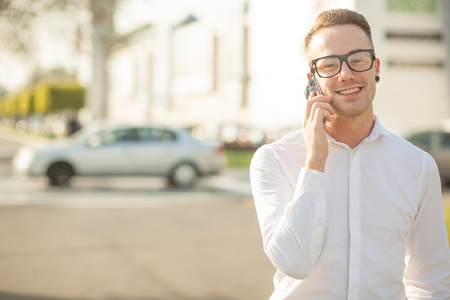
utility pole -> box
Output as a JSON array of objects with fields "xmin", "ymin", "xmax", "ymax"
[{"xmin": 88, "ymin": 0, "xmax": 114, "ymax": 120}]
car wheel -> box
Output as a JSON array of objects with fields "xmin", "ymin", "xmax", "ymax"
[
  {"xmin": 170, "ymin": 163, "xmax": 198, "ymax": 187},
  {"xmin": 47, "ymin": 163, "xmax": 74, "ymax": 186}
]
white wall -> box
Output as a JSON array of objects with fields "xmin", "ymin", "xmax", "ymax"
[
  {"xmin": 152, "ymin": 0, "xmax": 250, "ymax": 128},
  {"xmin": 108, "ymin": 34, "xmax": 153, "ymax": 124},
  {"xmin": 358, "ymin": 0, "xmax": 449, "ymax": 134}
]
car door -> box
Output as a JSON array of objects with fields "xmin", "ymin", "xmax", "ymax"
[
  {"xmin": 129, "ymin": 127, "xmax": 179, "ymax": 175},
  {"xmin": 75, "ymin": 128, "xmax": 136, "ymax": 175}
]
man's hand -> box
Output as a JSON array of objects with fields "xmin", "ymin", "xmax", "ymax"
[{"xmin": 303, "ymin": 92, "xmax": 334, "ymax": 172}]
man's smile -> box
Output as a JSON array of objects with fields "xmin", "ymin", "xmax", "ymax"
[{"xmin": 337, "ymin": 87, "xmax": 361, "ymax": 95}]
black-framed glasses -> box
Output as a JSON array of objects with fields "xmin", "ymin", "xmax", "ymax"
[{"xmin": 310, "ymin": 49, "xmax": 375, "ymax": 78}]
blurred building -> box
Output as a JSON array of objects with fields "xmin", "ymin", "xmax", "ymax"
[
  {"xmin": 360, "ymin": 0, "xmax": 449, "ymax": 134},
  {"xmin": 106, "ymin": 0, "xmax": 449, "ymax": 136},
  {"xmin": 108, "ymin": 24, "xmax": 154, "ymax": 123}
]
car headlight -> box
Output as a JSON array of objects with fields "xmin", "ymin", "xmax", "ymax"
[{"xmin": 12, "ymin": 147, "xmax": 36, "ymax": 172}]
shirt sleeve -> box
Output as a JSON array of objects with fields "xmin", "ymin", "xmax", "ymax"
[
  {"xmin": 404, "ymin": 154, "xmax": 450, "ymax": 299},
  {"xmin": 250, "ymin": 145, "xmax": 327, "ymax": 279}
]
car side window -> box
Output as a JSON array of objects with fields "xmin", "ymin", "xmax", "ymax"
[
  {"xmin": 99, "ymin": 128, "xmax": 137, "ymax": 145},
  {"xmin": 440, "ymin": 132, "xmax": 450, "ymax": 148},
  {"xmin": 136, "ymin": 128, "xmax": 176, "ymax": 142},
  {"xmin": 408, "ymin": 132, "xmax": 432, "ymax": 152}
]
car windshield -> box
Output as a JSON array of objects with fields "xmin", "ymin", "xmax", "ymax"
[{"xmin": 67, "ymin": 121, "xmax": 112, "ymax": 144}]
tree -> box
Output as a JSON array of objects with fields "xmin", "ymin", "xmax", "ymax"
[
  {"xmin": 88, "ymin": 0, "xmax": 115, "ymax": 120},
  {"xmin": 0, "ymin": 0, "xmax": 79, "ymax": 57},
  {"xmin": 0, "ymin": 0, "xmax": 116, "ymax": 120}
]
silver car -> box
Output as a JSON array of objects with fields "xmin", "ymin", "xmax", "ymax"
[{"xmin": 12, "ymin": 122, "xmax": 224, "ymax": 187}]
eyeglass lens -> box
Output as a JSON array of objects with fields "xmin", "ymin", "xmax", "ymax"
[{"xmin": 315, "ymin": 50, "xmax": 373, "ymax": 78}]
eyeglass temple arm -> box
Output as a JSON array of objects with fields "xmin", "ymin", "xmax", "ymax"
[{"xmin": 310, "ymin": 67, "xmax": 327, "ymax": 127}]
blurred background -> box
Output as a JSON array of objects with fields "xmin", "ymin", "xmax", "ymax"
[
  {"xmin": 0, "ymin": 0, "xmax": 449, "ymax": 299},
  {"xmin": 2, "ymin": 0, "xmax": 450, "ymax": 141}
]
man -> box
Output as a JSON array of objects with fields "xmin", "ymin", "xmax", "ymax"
[{"xmin": 250, "ymin": 9, "xmax": 450, "ymax": 299}]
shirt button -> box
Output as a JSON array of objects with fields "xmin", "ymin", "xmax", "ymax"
[
  {"xmin": 317, "ymin": 220, "xmax": 324, "ymax": 226},
  {"xmin": 320, "ymin": 179, "xmax": 326, "ymax": 186}
]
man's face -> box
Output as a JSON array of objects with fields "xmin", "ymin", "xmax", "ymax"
[{"xmin": 308, "ymin": 24, "xmax": 380, "ymax": 119}]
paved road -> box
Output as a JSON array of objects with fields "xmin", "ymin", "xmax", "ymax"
[
  {"xmin": 0, "ymin": 199, "xmax": 275, "ymax": 300},
  {"xmin": 0, "ymin": 131, "xmax": 275, "ymax": 300},
  {"xmin": 0, "ymin": 169, "xmax": 275, "ymax": 300}
]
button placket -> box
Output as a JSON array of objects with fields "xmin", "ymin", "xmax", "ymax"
[{"xmin": 347, "ymin": 147, "xmax": 362, "ymax": 299}]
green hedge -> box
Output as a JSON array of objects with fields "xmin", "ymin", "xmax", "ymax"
[
  {"xmin": 17, "ymin": 88, "xmax": 34, "ymax": 117},
  {"xmin": 4, "ymin": 94, "xmax": 18, "ymax": 117},
  {"xmin": 0, "ymin": 81, "xmax": 85, "ymax": 117},
  {"xmin": 225, "ymin": 149, "xmax": 256, "ymax": 167},
  {"xmin": 34, "ymin": 82, "xmax": 85, "ymax": 113}
]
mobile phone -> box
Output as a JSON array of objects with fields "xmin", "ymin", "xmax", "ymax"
[
  {"xmin": 304, "ymin": 72, "xmax": 327, "ymax": 126},
  {"xmin": 304, "ymin": 72, "xmax": 322, "ymax": 100}
]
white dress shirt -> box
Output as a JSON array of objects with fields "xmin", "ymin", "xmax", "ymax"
[{"xmin": 250, "ymin": 117, "xmax": 450, "ymax": 299}]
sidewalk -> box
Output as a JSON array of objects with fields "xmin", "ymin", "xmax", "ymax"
[{"xmin": 0, "ymin": 126, "xmax": 49, "ymax": 158}]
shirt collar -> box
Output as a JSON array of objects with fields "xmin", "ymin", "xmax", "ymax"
[
  {"xmin": 327, "ymin": 115, "xmax": 393, "ymax": 147},
  {"xmin": 366, "ymin": 115, "xmax": 393, "ymax": 142}
]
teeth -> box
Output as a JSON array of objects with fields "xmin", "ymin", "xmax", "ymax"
[{"xmin": 338, "ymin": 87, "xmax": 360, "ymax": 95}]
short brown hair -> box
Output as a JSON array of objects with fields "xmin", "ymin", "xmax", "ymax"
[{"xmin": 304, "ymin": 9, "xmax": 374, "ymax": 55}]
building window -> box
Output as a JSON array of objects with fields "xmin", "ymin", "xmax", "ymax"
[
  {"xmin": 387, "ymin": 0, "xmax": 437, "ymax": 14},
  {"xmin": 387, "ymin": 59, "xmax": 444, "ymax": 68},
  {"xmin": 385, "ymin": 31, "xmax": 442, "ymax": 41},
  {"xmin": 441, "ymin": 132, "xmax": 450, "ymax": 148}
]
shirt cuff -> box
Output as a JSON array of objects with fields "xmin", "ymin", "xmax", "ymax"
[{"xmin": 295, "ymin": 168, "xmax": 327, "ymax": 197}]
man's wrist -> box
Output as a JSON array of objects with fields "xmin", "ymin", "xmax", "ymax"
[{"xmin": 305, "ymin": 156, "xmax": 326, "ymax": 172}]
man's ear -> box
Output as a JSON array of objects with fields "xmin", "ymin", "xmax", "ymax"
[
  {"xmin": 374, "ymin": 58, "xmax": 381, "ymax": 74},
  {"xmin": 307, "ymin": 73, "xmax": 311, "ymax": 80}
]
